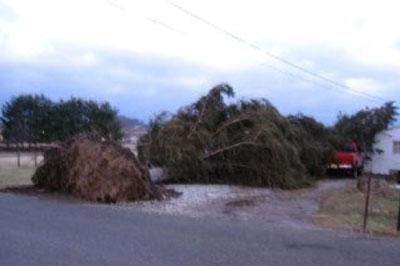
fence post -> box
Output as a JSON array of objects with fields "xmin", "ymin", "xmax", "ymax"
[
  {"xmin": 17, "ymin": 143, "xmax": 21, "ymax": 167},
  {"xmin": 397, "ymin": 172, "xmax": 400, "ymax": 232},
  {"xmin": 397, "ymin": 192, "xmax": 400, "ymax": 232},
  {"xmin": 34, "ymin": 143, "xmax": 38, "ymax": 167},
  {"xmin": 363, "ymin": 175, "xmax": 372, "ymax": 233}
]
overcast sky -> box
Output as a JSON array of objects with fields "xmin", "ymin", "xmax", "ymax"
[{"xmin": 0, "ymin": 0, "xmax": 399, "ymax": 124}]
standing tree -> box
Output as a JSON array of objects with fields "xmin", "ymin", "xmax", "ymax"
[
  {"xmin": 86, "ymin": 101, "xmax": 123, "ymax": 141},
  {"xmin": 29, "ymin": 95, "xmax": 53, "ymax": 165},
  {"xmin": 1, "ymin": 95, "xmax": 123, "ymax": 167},
  {"xmin": 50, "ymin": 98, "xmax": 123, "ymax": 142},
  {"xmin": 0, "ymin": 95, "xmax": 52, "ymax": 166}
]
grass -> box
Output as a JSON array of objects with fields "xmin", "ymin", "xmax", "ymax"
[
  {"xmin": 0, "ymin": 152, "xmax": 42, "ymax": 189},
  {"xmin": 0, "ymin": 166, "xmax": 35, "ymax": 189},
  {"xmin": 315, "ymin": 182, "xmax": 400, "ymax": 237}
]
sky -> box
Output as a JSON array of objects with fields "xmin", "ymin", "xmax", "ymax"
[{"xmin": 0, "ymin": 0, "xmax": 399, "ymax": 124}]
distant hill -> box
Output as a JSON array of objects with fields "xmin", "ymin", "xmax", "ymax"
[
  {"xmin": 118, "ymin": 115, "xmax": 147, "ymax": 129},
  {"xmin": 118, "ymin": 115, "xmax": 147, "ymax": 144}
]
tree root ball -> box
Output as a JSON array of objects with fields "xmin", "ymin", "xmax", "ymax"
[{"xmin": 32, "ymin": 133, "xmax": 160, "ymax": 203}]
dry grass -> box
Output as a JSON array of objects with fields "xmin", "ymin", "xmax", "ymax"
[
  {"xmin": 315, "ymin": 182, "xmax": 400, "ymax": 237},
  {"xmin": 0, "ymin": 152, "xmax": 42, "ymax": 189},
  {"xmin": 0, "ymin": 166, "xmax": 35, "ymax": 189}
]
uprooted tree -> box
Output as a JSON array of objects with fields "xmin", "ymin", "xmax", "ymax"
[
  {"xmin": 32, "ymin": 133, "xmax": 160, "ymax": 203},
  {"xmin": 138, "ymin": 84, "xmax": 337, "ymax": 189},
  {"xmin": 138, "ymin": 84, "xmax": 397, "ymax": 189}
]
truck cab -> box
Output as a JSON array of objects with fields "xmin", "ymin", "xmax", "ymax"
[{"xmin": 328, "ymin": 141, "xmax": 364, "ymax": 177}]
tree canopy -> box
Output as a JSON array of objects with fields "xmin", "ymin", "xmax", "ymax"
[
  {"xmin": 49, "ymin": 98, "xmax": 123, "ymax": 141},
  {"xmin": 1, "ymin": 95, "xmax": 53, "ymax": 144},
  {"xmin": 333, "ymin": 102, "xmax": 398, "ymax": 152},
  {"xmin": 1, "ymin": 95, "xmax": 123, "ymax": 144}
]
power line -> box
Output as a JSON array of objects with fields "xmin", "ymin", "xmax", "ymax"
[
  {"xmin": 166, "ymin": 1, "xmax": 389, "ymax": 102},
  {"xmin": 147, "ymin": 18, "xmax": 186, "ymax": 36},
  {"xmin": 105, "ymin": 0, "xmax": 389, "ymax": 102},
  {"xmin": 254, "ymin": 60, "xmax": 370, "ymax": 99},
  {"xmin": 105, "ymin": 0, "xmax": 185, "ymax": 36}
]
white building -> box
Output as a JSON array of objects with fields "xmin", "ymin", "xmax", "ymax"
[{"xmin": 366, "ymin": 126, "xmax": 400, "ymax": 175}]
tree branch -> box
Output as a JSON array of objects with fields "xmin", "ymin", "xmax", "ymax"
[{"xmin": 203, "ymin": 141, "xmax": 257, "ymax": 159}]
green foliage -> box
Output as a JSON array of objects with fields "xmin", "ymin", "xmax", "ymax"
[
  {"xmin": 1, "ymin": 95, "xmax": 123, "ymax": 143},
  {"xmin": 334, "ymin": 102, "xmax": 398, "ymax": 152},
  {"xmin": 138, "ymin": 84, "xmax": 331, "ymax": 188},
  {"xmin": 287, "ymin": 114, "xmax": 335, "ymax": 177},
  {"xmin": 50, "ymin": 98, "xmax": 123, "ymax": 141},
  {"xmin": 0, "ymin": 94, "xmax": 53, "ymax": 143},
  {"xmin": 138, "ymin": 84, "xmax": 398, "ymax": 188}
]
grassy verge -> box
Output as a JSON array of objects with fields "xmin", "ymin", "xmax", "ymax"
[
  {"xmin": 315, "ymin": 184, "xmax": 400, "ymax": 237},
  {"xmin": 0, "ymin": 166, "xmax": 35, "ymax": 189},
  {"xmin": 0, "ymin": 152, "xmax": 42, "ymax": 189}
]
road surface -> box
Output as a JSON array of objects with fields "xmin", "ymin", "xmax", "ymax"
[{"xmin": 0, "ymin": 193, "xmax": 399, "ymax": 266}]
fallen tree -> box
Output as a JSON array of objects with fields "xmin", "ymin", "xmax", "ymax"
[
  {"xmin": 138, "ymin": 84, "xmax": 336, "ymax": 189},
  {"xmin": 138, "ymin": 84, "xmax": 397, "ymax": 188}
]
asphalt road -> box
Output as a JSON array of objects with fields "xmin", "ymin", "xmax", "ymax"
[{"xmin": 0, "ymin": 193, "xmax": 399, "ymax": 266}]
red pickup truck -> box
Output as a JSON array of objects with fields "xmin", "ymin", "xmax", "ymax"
[{"xmin": 328, "ymin": 141, "xmax": 364, "ymax": 178}]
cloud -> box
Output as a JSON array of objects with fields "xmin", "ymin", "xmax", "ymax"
[
  {"xmin": 0, "ymin": 0, "xmax": 399, "ymax": 124},
  {"xmin": 0, "ymin": 47, "xmax": 213, "ymax": 120},
  {"xmin": 0, "ymin": 45, "xmax": 398, "ymax": 125},
  {"xmin": 0, "ymin": 2, "xmax": 16, "ymax": 21},
  {"xmin": 3, "ymin": 0, "xmax": 400, "ymax": 68},
  {"xmin": 344, "ymin": 78, "xmax": 383, "ymax": 95}
]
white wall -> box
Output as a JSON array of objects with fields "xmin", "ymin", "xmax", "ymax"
[{"xmin": 366, "ymin": 126, "xmax": 400, "ymax": 175}]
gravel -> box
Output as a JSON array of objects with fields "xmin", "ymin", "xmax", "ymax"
[{"xmin": 111, "ymin": 179, "xmax": 353, "ymax": 229}]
